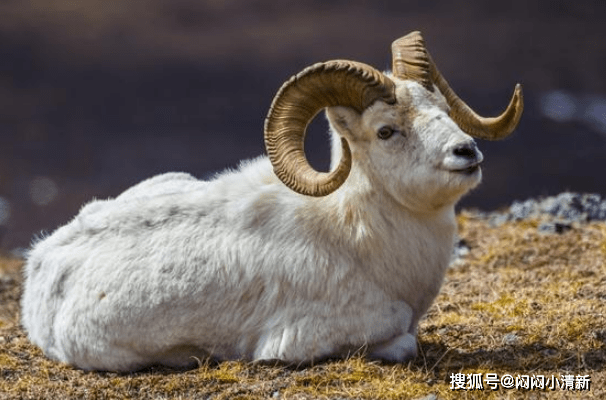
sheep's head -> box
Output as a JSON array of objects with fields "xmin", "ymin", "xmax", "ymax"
[{"xmin": 264, "ymin": 31, "xmax": 523, "ymax": 209}]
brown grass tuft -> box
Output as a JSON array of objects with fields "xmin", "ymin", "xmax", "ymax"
[{"xmin": 1, "ymin": 215, "xmax": 605, "ymax": 399}]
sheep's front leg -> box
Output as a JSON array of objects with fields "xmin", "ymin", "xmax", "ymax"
[
  {"xmin": 368, "ymin": 332, "xmax": 417, "ymax": 362},
  {"xmin": 253, "ymin": 299, "xmax": 416, "ymax": 363}
]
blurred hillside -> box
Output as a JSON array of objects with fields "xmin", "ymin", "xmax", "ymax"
[{"xmin": 1, "ymin": 0, "xmax": 606, "ymax": 251}]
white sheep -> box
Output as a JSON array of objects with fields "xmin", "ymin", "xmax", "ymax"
[{"xmin": 21, "ymin": 31, "xmax": 523, "ymax": 371}]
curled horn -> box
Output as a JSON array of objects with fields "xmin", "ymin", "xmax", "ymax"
[
  {"xmin": 391, "ymin": 31, "xmax": 433, "ymax": 92},
  {"xmin": 264, "ymin": 60, "xmax": 396, "ymax": 196},
  {"xmin": 392, "ymin": 31, "xmax": 524, "ymax": 140}
]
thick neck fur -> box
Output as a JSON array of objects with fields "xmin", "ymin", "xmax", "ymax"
[{"xmin": 300, "ymin": 162, "xmax": 456, "ymax": 317}]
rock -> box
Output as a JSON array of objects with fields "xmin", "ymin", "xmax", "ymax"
[
  {"xmin": 538, "ymin": 221, "xmax": 573, "ymax": 235},
  {"xmin": 471, "ymin": 192, "xmax": 606, "ymax": 233}
]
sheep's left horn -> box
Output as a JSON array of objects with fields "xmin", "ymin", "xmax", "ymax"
[
  {"xmin": 264, "ymin": 60, "xmax": 396, "ymax": 196},
  {"xmin": 391, "ymin": 31, "xmax": 433, "ymax": 92},
  {"xmin": 392, "ymin": 31, "xmax": 524, "ymax": 140},
  {"xmin": 429, "ymin": 57, "xmax": 524, "ymax": 140}
]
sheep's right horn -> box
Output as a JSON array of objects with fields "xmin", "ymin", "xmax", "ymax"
[{"xmin": 264, "ymin": 60, "xmax": 396, "ymax": 197}]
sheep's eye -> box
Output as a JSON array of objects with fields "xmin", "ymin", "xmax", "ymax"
[{"xmin": 377, "ymin": 126, "xmax": 395, "ymax": 140}]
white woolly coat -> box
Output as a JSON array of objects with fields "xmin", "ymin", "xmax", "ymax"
[
  {"xmin": 21, "ymin": 80, "xmax": 477, "ymax": 371},
  {"xmin": 22, "ymin": 161, "xmax": 455, "ymax": 371}
]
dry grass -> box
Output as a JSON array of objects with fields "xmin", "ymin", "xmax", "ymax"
[{"xmin": 1, "ymin": 214, "xmax": 605, "ymax": 399}]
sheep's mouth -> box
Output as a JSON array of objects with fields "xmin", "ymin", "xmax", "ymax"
[{"xmin": 449, "ymin": 164, "xmax": 481, "ymax": 175}]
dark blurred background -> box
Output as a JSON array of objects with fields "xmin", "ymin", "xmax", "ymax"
[{"xmin": 1, "ymin": 0, "xmax": 605, "ymax": 252}]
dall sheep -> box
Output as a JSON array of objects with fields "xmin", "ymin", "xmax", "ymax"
[{"xmin": 21, "ymin": 31, "xmax": 523, "ymax": 372}]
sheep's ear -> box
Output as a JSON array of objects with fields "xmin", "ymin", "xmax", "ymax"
[{"xmin": 325, "ymin": 106, "xmax": 362, "ymax": 141}]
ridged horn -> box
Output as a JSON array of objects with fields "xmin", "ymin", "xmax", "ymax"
[
  {"xmin": 391, "ymin": 31, "xmax": 433, "ymax": 92},
  {"xmin": 392, "ymin": 31, "xmax": 524, "ymax": 140},
  {"xmin": 264, "ymin": 60, "xmax": 396, "ymax": 196},
  {"xmin": 430, "ymin": 59, "xmax": 523, "ymax": 140}
]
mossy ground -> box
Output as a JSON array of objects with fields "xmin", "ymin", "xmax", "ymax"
[{"xmin": 1, "ymin": 214, "xmax": 605, "ymax": 399}]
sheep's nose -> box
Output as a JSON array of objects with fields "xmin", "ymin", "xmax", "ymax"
[{"xmin": 452, "ymin": 142, "xmax": 483, "ymax": 163}]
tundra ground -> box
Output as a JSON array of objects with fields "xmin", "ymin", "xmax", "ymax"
[{"xmin": 1, "ymin": 213, "xmax": 604, "ymax": 399}]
